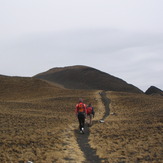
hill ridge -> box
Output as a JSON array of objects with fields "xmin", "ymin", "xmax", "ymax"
[
  {"xmin": 34, "ymin": 65, "xmax": 143, "ymax": 93},
  {"xmin": 145, "ymin": 86, "xmax": 163, "ymax": 96}
]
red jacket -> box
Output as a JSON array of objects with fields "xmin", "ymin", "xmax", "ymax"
[{"xmin": 75, "ymin": 102, "xmax": 87, "ymax": 115}]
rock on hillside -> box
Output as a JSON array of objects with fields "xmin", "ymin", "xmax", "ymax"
[
  {"xmin": 34, "ymin": 65, "xmax": 143, "ymax": 93},
  {"xmin": 145, "ymin": 86, "xmax": 163, "ymax": 96}
]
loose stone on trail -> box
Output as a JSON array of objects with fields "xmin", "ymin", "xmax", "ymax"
[{"xmin": 99, "ymin": 119, "xmax": 105, "ymax": 123}]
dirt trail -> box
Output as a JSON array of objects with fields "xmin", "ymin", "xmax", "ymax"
[
  {"xmin": 100, "ymin": 91, "xmax": 110, "ymax": 120},
  {"xmin": 75, "ymin": 127, "xmax": 102, "ymax": 163},
  {"xmin": 75, "ymin": 91, "xmax": 110, "ymax": 163}
]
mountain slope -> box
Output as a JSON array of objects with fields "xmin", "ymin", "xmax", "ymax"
[
  {"xmin": 0, "ymin": 75, "xmax": 98, "ymax": 162},
  {"xmin": 34, "ymin": 65, "xmax": 143, "ymax": 93},
  {"xmin": 145, "ymin": 86, "xmax": 163, "ymax": 96},
  {"xmin": 0, "ymin": 75, "xmax": 62, "ymax": 100}
]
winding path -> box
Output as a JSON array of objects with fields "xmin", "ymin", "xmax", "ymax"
[
  {"xmin": 100, "ymin": 91, "xmax": 110, "ymax": 120},
  {"xmin": 75, "ymin": 91, "xmax": 110, "ymax": 163}
]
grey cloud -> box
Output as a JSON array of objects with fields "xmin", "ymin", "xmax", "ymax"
[
  {"xmin": 3, "ymin": 29, "xmax": 162, "ymax": 55},
  {"xmin": 0, "ymin": 29, "xmax": 163, "ymax": 91}
]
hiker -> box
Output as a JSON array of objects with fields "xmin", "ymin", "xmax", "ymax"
[
  {"xmin": 75, "ymin": 98, "xmax": 87, "ymax": 134},
  {"xmin": 86, "ymin": 103, "xmax": 95, "ymax": 126}
]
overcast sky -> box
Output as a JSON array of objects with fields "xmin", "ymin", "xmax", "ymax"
[{"xmin": 0, "ymin": 0, "xmax": 163, "ymax": 91}]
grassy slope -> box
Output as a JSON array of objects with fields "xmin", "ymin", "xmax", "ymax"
[
  {"xmin": 90, "ymin": 92, "xmax": 163, "ymax": 162},
  {"xmin": 1, "ymin": 76, "xmax": 163, "ymax": 162},
  {"xmin": 0, "ymin": 76, "xmax": 98, "ymax": 162}
]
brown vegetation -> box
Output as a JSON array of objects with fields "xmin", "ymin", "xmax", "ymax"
[
  {"xmin": 89, "ymin": 92, "xmax": 163, "ymax": 162},
  {"xmin": 0, "ymin": 76, "xmax": 98, "ymax": 162},
  {"xmin": 1, "ymin": 75, "xmax": 163, "ymax": 162}
]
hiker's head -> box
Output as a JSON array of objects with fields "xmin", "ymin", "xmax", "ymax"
[
  {"xmin": 79, "ymin": 98, "xmax": 83, "ymax": 103},
  {"xmin": 88, "ymin": 103, "xmax": 91, "ymax": 107}
]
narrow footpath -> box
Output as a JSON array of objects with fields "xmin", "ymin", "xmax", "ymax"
[
  {"xmin": 75, "ymin": 91, "xmax": 110, "ymax": 163},
  {"xmin": 100, "ymin": 91, "xmax": 110, "ymax": 120}
]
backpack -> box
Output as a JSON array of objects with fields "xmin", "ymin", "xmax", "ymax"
[
  {"xmin": 77, "ymin": 103, "xmax": 85, "ymax": 113},
  {"xmin": 87, "ymin": 107, "xmax": 93, "ymax": 114}
]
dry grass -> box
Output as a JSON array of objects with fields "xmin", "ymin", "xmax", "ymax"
[
  {"xmin": 1, "ymin": 76, "xmax": 162, "ymax": 162},
  {"xmin": 89, "ymin": 91, "xmax": 163, "ymax": 162},
  {"xmin": 0, "ymin": 76, "xmax": 97, "ymax": 163}
]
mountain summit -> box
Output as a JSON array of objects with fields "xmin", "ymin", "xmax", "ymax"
[
  {"xmin": 145, "ymin": 86, "xmax": 163, "ymax": 96},
  {"xmin": 34, "ymin": 65, "xmax": 142, "ymax": 93}
]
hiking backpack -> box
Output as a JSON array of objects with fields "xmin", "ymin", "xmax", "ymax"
[
  {"xmin": 87, "ymin": 107, "xmax": 93, "ymax": 114},
  {"xmin": 77, "ymin": 103, "xmax": 85, "ymax": 113}
]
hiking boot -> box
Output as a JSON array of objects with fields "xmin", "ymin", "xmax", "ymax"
[{"xmin": 81, "ymin": 128, "xmax": 84, "ymax": 134}]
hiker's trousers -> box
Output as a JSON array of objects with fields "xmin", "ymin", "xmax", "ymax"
[{"xmin": 78, "ymin": 113, "xmax": 85, "ymax": 131}]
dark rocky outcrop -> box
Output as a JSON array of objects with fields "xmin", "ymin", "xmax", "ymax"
[{"xmin": 145, "ymin": 86, "xmax": 163, "ymax": 96}]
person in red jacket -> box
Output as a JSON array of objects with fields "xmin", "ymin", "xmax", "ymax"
[
  {"xmin": 86, "ymin": 103, "xmax": 95, "ymax": 126},
  {"xmin": 75, "ymin": 98, "xmax": 87, "ymax": 134}
]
